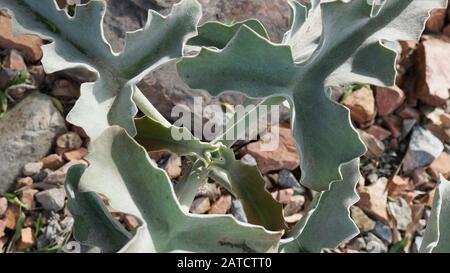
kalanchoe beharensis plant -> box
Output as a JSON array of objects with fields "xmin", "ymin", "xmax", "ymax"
[{"xmin": 2, "ymin": 0, "xmax": 449, "ymax": 253}]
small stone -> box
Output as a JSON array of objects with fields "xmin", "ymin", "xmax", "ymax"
[
  {"xmin": 388, "ymin": 176, "xmax": 412, "ymax": 198},
  {"xmin": 375, "ymin": 86, "xmax": 405, "ymax": 116},
  {"xmin": 358, "ymin": 129, "xmax": 385, "ymax": 159},
  {"xmin": 190, "ymin": 197, "xmax": 211, "ymax": 214},
  {"xmin": 367, "ymin": 173, "xmax": 379, "ymax": 184},
  {"xmin": 35, "ymin": 188, "xmax": 66, "ymax": 211},
  {"xmin": 20, "ymin": 189, "xmax": 38, "ymax": 210},
  {"xmin": 284, "ymin": 195, "xmax": 305, "ymax": 217},
  {"xmin": 357, "ymin": 178, "xmax": 389, "ymax": 223},
  {"xmin": 43, "ymin": 170, "xmax": 66, "ymax": 185},
  {"xmin": 16, "ymin": 227, "xmax": 36, "ymax": 250},
  {"xmin": 240, "ymin": 154, "xmax": 257, "ymax": 166},
  {"xmin": 284, "ymin": 213, "xmax": 302, "ymax": 224},
  {"xmin": 238, "ymin": 126, "xmax": 300, "ymax": 174},
  {"xmin": 426, "ymin": 8, "xmax": 447, "ymax": 32},
  {"xmin": 347, "ymin": 237, "xmax": 367, "ymax": 251},
  {"xmin": 41, "ymin": 154, "xmax": 65, "ymax": 170},
  {"xmin": 196, "ymin": 183, "xmax": 221, "ymax": 201},
  {"xmin": 4, "ymin": 205, "xmax": 19, "ymax": 230},
  {"xmin": 365, "ymin": 233, "xmax": 388, "ymax": 253},
  {"xmin": 16, "ymin": 177, "xmax": 33, "ymax": 189},
  {"xmin": 164, "ymin": 154, "xmax": 182, "ymax": 179},
  {"xmin": 403, "ymin": 127, "xmax": 444, "ymax": 172},
  {"xmin": 277, "ymin": 169, "xmax": 299, "ymax": 189},
  {"xmin": 231, "ymin": 200, "xmax": 247, "ymax": 222},
  {"xmin": 351, "ymin": 206, "xmax": 376, "ymax": 233},
  {"xmin": 208, "ymin": 195, "xmax": 232, "ymax": 215},
  {"xmin": 278, "ymin": 188, "xmax": 294, "ymax": 205},
  {"xmin": 0, "ymin": 197, "xmax": 8, "ymax": 217},
  {"xmin": 3, "ymin": 49, "xmax": 27, "ymax": 71},
  {"xmin": 123, "ymin": 215, "xmax": 139, "ymax": 231},
  {"xmin": 388, "ymin": 198, "xmax": 412, "ymax": 231},
  {"xmin": 63, "ymin": 147, "xmax": 88, "ymax": 161},
  {"xmin": 383, "ymin": 115, "xmax": 402, "ymax": 138},
  {"xmin": 22, "ymin": 162, "xmax": 44, "ymax": 177},
  {"xmin": 32, "ymin": 168, "xmax": 52, "ymax": 182},
  {"xmin": 0, "ymin": 220, "xmax": 6, "ymax": 238},
  {"xmin": 427, "ymin": 152, "xmax": 450, "ymax": 180},
  {"xmin": 372, "ymin": 221, "xmax": 392, "ymax": 243},
  {"xmin": 401, "ymin": 119, "xmax": 417, "ymax": 140},
  {"xmin": 56, "ymin": 132, "xmax": 83, "ymax": 151},
  {"xmin": 441, "ymin": 113, "xmax": 450, "ymax": 128},
  {"xmin": 396, "ymin": 105, "xmax": 421, "ymax": 120},
  {"xmin": 366, "ymin": 125, "xmax": 392, "ymax": 141},
  {"xmin": 52, "ymin": 79, "xmax": 80, "ymax": 98},
  {"xmin": 342, "ymin": 87, "xmax": 376, "ymax": 125}
]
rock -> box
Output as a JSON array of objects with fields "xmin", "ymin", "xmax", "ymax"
[
  {"xmin": 63, "ymin": 148, "xmax": 88, "ymax": 161},
  {"xmin": 357, "ymin": 178, "xmax": 389, "ymax": 223},
  {"xmin": 366, "ymin": 125, "xmax": 391, "ymax": 141},
  {"xmin": 365, "ymin": 233, "xmax": 388, "ymax": 253},
  {"xmin": 4, "ymin": 205, "xmax": 19, "ymax": 230},
  {"xmin": 401, "ymin": 119, "xmax": 417, "ymax": 140},
  {"xmin": 123, "ymin": 215, "xmax": 139, "ymax": 231},
  {"xmin": 383, "ymin": 115, "xmax": 402, "ymax": 138},
  {"xmin": 0, "ymin": 13, "xmax": 43, "ymax": 62},
  {"xmin": 41, "ymin": 154, "xmax": 65, "ymax": 170},
  {"xmin": 42, "ymin": 170, "xmax": 66, "ymax": 186},
  {"xmin": 441, "ymin": 113, "xmax": 450, "ymax": 128},
  {"xmin": 284, "ymin": 213, "xmax": 303, "ymax": 224},
  {"xmin": 16, "ymin": 227, "xmax": 36, "ymax": 250},
  {"xmin": 0, "ymin": 220, "xmax": 5, "ymax": 238},
  {"xmin": 3, "ymin": 49, "xmax": 27, "ymax": 71},
  {"xmin": 342, "ymin": 87, "xmax": 376, "ymax": 125},
  {"xmin": 58, "ymin": 159, "xmax": 88, "ymax": 174},
  {"xmin": 37, "ymin": 213, "xmax": 74, "ymax": 249},
  {"xmin": 190, "ymin": 197, "xmax": 211, "ymax": 214},
  {"xmin": 277, "ymin": 169, "xmax": 299, "ymax": 189},
  {"xmin": 56, "ymin": 132, "xmax": 83, "ymax": 152},
  {"xmin": 240, "ymin": 154, "xmax": 257, "ymax": 166},
  {"xmin": 208, "ymin": 195, "xmax": 232, "ymax": 215},
  {"xmin": 372, "ymin": 221, "xmax": 392, "ymax": 243},
  {"xmin": 15, "ymin": 177, "xmax": 33, "ymax": 189},
  {"xmin": 22, "ymin": 162, "xmax": 44, "ymax": 177},
  {"xmin": 0, "ymin": 92, "xmax": 67, "ymax": 193},
  {"xmin": 375, "ymin": 87, "xmax": 405, "ymax": 116},
  {"xmin": 35, "ymin": 188, "xmax": 66, "ymax": 211},
  {"xmin": 284, "ymin": 195, "xmax": 305, "ymax": 217},
  {"xmin": 20, "ymin": 189, "xmax": 38, "ymax": 209},
  {"xmin": 347, "ymin": 237, "xmax": 367, "ymax": 251},
  {"xmin": 0, "ymin": 197, "xmax": 7, "ymax": 217},
  {"xmin": 388, "ymin": 198, "xmax": 412, "ymax": 231},
  {"xmin": 396, "ymin": 104, "xmax": 421, "ymax": 120},
  {"xmin": 351, "ymin": 206, "xmax": 376, "ymax": 233},
  {"xmin": 388, "ymin": 176, "xmax": 413, "ymax": 198},
  {"xmin": 52, "ymin": 79, "xmax": 80, "ymax": 99},
  {"xmin": 358, "ymin": 129, "xmax": 385, "ymax": 159},
  {"xmin": 402, "ymin": 127, "xmax": 444, "ymax": 172},
  {"xmin": 427, "ymin": 152, "xmax": 450, "ymax": 180},
  {"xmin": 426, "ymin": 8, "xmax": 447, "ymax": 33},
  {"xmin": 230, "ymin": 200, "xmax": 247, "ymax": 222},
  {"xmin": 415, "ymin": 36, "xmax": 450, "ymax": 106},
  {"xmin": 278, "ymin": 188, "xmax": 294, "ymax": 205},
  {"xmin": 32, "ymin": 168, "xmax": 52, "ymax": 183},
  {"xmin": 164, "ymin": 154, "xmax": 182, "ymax": 179},
  {"xmin": 239, "ymin": 126, "xmax": 300, "ymax": 174}
]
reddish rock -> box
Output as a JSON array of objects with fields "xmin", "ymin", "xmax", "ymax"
[
  {"xmin": 396, "ymin": 104, "xmax": 421, "ymax": 120},
  {"xmin": 383, "ymin": 115, "xmax": 402, "ymax": 138},
  {"xmin": 427, "ymin": 152, "xmax": 450, "ymax": 180},
  {"xmin": 366, "ymin": 125, "xmax": 391, "ymax": 141},
  {"xmin": 63, "ymin": 147, "xmax": 88, "ymax": 161},
  {"xmin": 342, "ymin": 87, "xmax": 376, "ymax": 125},
  {"xmin": 239, "ymin": 126, "xmax": 300, "ymax": 174},
  {"xmin": 3, "ymin": 49, "xmax": 27, "ymax": 71},
  {"xmin": 388, "ymin": 176, "xmax": 413, "ymax": 198},
  {"xmin": 0, "ymin": 13, "xmax": 43, "ymax": 62},
  {"xmin": 208, "ymin": 195, "xmax": 232, "ymax": 215},
  {"xmin": 16, "ymin": 177, "xmax": 33, "ymax": 189},
  {"xmin": 358, "ymin": 129, "xmax": 385, "ymax": 159},
  {"xmin": 190, "ymin": 197, "xmax": 211, "ymax": 214},
  {"xmin": 415, "ymin": 36, "xmax": 450, "ymax": 106},
  {"xmin": 4, "ymin": 205, "xmax": 19, "ymax": 230},
  {"xmin": 52, "ymin": 79, "xmax": 80, "ymax": 98},
  {"xmin": 164, "ymin": 154, "xmax": 182, "ymax": 179},
  {"xmin": 20, "ymin": 189, "xmax": 38, "ymax": 209},
  {"xmin": 58, "ymin": 159, "xmax": 88, "ymax": 174},
  {"xmin": 426, "ymin": 8, "xmax": 447, "ymax": 33},
  {"xmin": 124, "ymin": 215, "xmax": 140, "ymax": 231},
  {"xmin": 16, "ymin": 227, "xmax": 36, "ymax": 250},
  {"xmin": 440, "ymin": 113, "xmax": 450, "ymax": 128},
  {"xmin": 41, "ymin": 154, "xmax": 65, "ymax": 170},
  {"xmin": 357, "ymin": 178, "xmax": 389, "ymax": 223},
  {"xmin": 0, "ymin": 197, "xmax": 8, "ymax": 217},
  {"xmin": 376, "ymin": 86, "xmax": 405, "ymax": 116}
]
